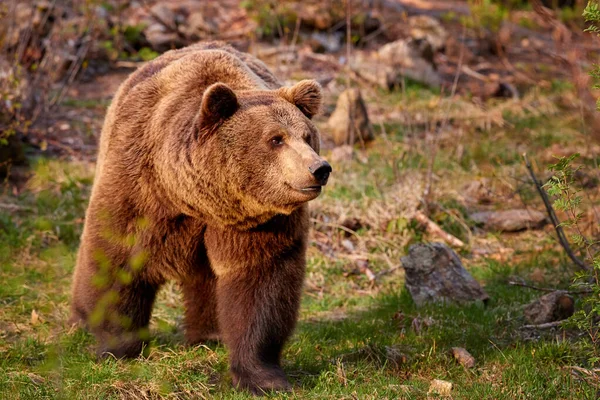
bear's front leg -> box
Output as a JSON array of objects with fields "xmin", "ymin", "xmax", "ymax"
[{"xmin": 205, "ymin": 224, "xmax": 306, "ymax": 395}]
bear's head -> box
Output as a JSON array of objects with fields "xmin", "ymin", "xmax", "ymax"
[{"xmin": 195, "ymin": 79, "xmax": 332, "ymax": 226}]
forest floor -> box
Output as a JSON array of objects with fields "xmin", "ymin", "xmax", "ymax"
[{"xmin": 1, "ymin": 0, "xmax": 600, "ymax": 399}]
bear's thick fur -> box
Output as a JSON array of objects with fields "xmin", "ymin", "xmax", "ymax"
[{"xmin": 70, "ymin": 41, "xmax": 331, "ymax": 394}]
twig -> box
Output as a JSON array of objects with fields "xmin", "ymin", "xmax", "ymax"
[
  {"xmin": 290, "ymin": 16, "xmax": 302, "ymax": 53},
  {"xmin": 0, "ymin": 202, "xmax": 30, "ymax": 212},
  {"xmin": 523, "ymin": 154, "xmax": 591, "ymax": 272},
  {"xmin": 507, "ymin": 280, "xmax": 592, "ymax": 294},
  {"xmin": 310, "ymin": 218, "xmax": 358, "ymax": 237},
  {"xmin": 567, "ymin": 366, "xmax": 600, "ymax": 388},
  {"xmin": 375, "ymin": 266, "xmax": 401, "ymax": 280},
  {"xmin": 413, "ymin": 211, "xmax": 465, "ymax": 248},
  {"xmin": 49, "ymin": 35, "xmax": 93, "ymax": 108},
  {"xmin": 521, "ymin": 321, "xmax": 564, "ymax": 329}
]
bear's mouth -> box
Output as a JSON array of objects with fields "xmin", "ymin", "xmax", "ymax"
[{"xmin": 287, "ymin": 183, "xmax": 322, "ymax": 194}]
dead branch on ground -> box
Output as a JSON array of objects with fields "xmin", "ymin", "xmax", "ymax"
[
  {"xmin": 413, "ymin": 211, "xmax": 465, "ymax": 248},
  {"xmin": 521, "ymin": 321, "xmax": 564, "ymax": 329},
  {"xmin": 507, "ymin": 279, "xmax": 592, "ymax": 294}
]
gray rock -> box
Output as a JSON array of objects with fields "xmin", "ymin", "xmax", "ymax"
[
  {"xmin": 179, "ymin": 11, "xmax": 218, "ymax": 40},
  {"xmin": 523, "ymin": 291, "xmax": 574, "ymax": 325},
  {"xmin": 145, "ymin": 23, "xmax": 180, "ymax": 52},
  {"xmin": 352, "ymin": 39, "xmax": 441, "ymax": 89},
  {"xmin": 303, "ymin": 31, "xmax": 344, "ymax": 54},
  {"xmin": 408, "ymin": 15, "xmax": 448, "ymax": 53},
  {"xmin": 377, "ymin": 39, "xmax": 441, "ymax": 88},
  {"xmin": 327, "ymin": 89, "xmax": 374, "ymax": 146},
  {"xmin": 470, "ymin": 209, "xmax": 547, "ymax": 232},
  {"xmin": 149, "ymin": 4, "xmax": 177, "ymax": 30},
  {"xmin": 400, "ymin": 243, "xmax": 489, "ymax": 307}
]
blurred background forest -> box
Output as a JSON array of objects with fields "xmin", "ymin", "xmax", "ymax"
[{"xmin": 1, "ymin": 0, "xmax": 600, "ymax": 398}]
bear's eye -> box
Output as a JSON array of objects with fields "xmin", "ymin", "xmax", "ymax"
[{"xmin": 270, "ymin": 136, "xmax": 284, "ymax": 146}]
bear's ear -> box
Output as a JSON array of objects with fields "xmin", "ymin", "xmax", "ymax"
[
  {"xmin": 277, "ymin": 80, "xmax": 323, "ymax": 119},
  {"xmin": 199, "ymin": 83, "xmax": 239, "ymax": 128}
]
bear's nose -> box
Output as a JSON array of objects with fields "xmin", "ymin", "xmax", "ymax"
[{"xmin": 309, "ymin": 160, "xmax": 332, "ymax": 185}]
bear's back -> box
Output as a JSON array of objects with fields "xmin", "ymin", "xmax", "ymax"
[
  {"xmin": 96, "ymin": 42, "xmax": 280, "ymax": 175},
  {"xmin": 120, "ymin": 42, "xmax": 279, "ymax": 102}
]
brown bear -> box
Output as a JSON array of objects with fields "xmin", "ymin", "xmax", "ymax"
[{"xmin": 70, "ymin": 41, "xmax": 331, "ymax": 394}]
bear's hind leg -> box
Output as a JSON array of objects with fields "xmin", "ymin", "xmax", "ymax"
[{"xmin": 181, "ymin": 268, "xmax": 220, "ymax": 344}]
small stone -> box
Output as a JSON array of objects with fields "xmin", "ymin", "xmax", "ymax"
[
  {"xmin": 524, "ymin": 291, "xmax": 575, "ymax": 325},
  {"xmin": 451, "ymin": 347, "xmax": 476, "ymax": 368},
  {"xmin": 341, "ymin": 239, "xmax": 355, "ymax": 252},
  {"xmin": 327, "ymin": 89, "xmax": 374, "ymax": 146},
  {"xmin": 428, "ymin": 379, "xmax": 452, "ymax": 396}
]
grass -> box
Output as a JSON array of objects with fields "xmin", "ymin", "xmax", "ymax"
[{"xmin": 1, "ymin": 83, "xmax": 599, "ymax": 399}]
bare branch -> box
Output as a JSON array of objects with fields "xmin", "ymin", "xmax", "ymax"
[
  {"xmin": 523, "ymin": 154, "xmax": 591, "ymax": 272},
  {"xmin": 507, "ymin": 280, "xmax": 592, "ymax": 294},
  {"xmin": 414, "ymin": 211, "xmax": 465, "ymax": 248},
  {"xmin": 521, "ymin": 321, "xmax": 564, "ymax": 329}
]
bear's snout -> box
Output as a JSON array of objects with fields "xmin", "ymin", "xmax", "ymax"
[{"xmin": 309, "ymin": 160, "xmax": 332, "ymax": 186}]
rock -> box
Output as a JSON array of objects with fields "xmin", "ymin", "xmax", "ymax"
[
  {"xmin": 286, "ymin": 0, "xmax": 382, "ymax": 32},
  {"xmin": 461, "ymin": 179, "xmax": 493, "ymax": 205},
  {"xmin": 428, "ymin": 379, "xmax": 452, "ymax": 396},
  {"xmin": 451, "ymin": 347, "xmax": 476, "ymax": 368},
  {"xmin": 179, "ymin": 11, "xmax": 219, "ymax": 40},
  {"xmin": 341, "ymin": 239, "xmax": 355, "ymax": 252},
  {"xmin": 523, "ymin": 291, "xmax": 574, "ymax": 325},
  {"xmin": 303, "ymin": 31, "xmax": 343, "ymax": 53},
  {"xmin": 330, "ymin": 145, "xmax": 354, "ymax": 163},
  {"xmin": 408, "ymin": 15, "xmax": 448, "ymax": 52},
  {"xmin": 385, "ymin": 346, "xmax": 408, "ymax": 368},
  {"xmin": 400, "ymin": 243, "xmax": 489, "ymax": 307},
  {"xmin": 354, "ymin": 39, "xmax": 441, "ymax": 89},
  {"xmin": 327, "ymin": 89, "xmax": 374, "ymax": 146},
  {"xmin": 144, "ymin": 23, "xmax": 181, "ymax": 52},
  {"xmin": 149, "ymin": 4, "xmax": 177, "ymax": 30},
  {"xmin": 470, "ymin": 209, "xmax": 547, "ymax": 232}
]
